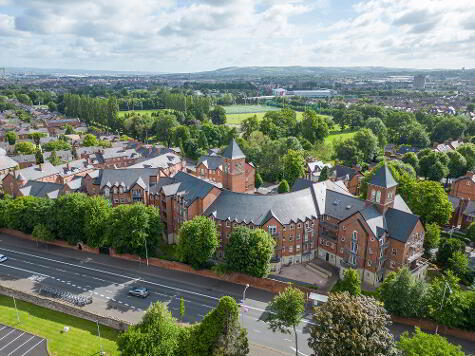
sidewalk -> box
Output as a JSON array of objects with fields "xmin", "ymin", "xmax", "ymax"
[{"xmin": 250, "ymin": 343, "xmax": 292, "ymax": 356}]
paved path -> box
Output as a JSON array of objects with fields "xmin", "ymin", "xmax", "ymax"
[
  {"xmin": 0, "ymin": 233, "xmax": 474, "ymax": 355},
  {"xmin": 0, "ymin": 324, "xmax": 47, "ymax": 356}
]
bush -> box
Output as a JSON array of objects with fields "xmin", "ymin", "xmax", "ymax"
[{"xmin": 278, "ymin": 180, "xmax": 290, "ymax": 193}]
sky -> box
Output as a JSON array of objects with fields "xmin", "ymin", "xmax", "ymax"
[{"xmin": 0, "ymin": 0, "xmax": 474, "ymax": 73}]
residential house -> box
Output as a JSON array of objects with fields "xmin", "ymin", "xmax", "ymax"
[
  {"xmin": 330, "ymin": 165, "xmax": 363, "ymax": 195},
  {"xmin": 306, "ymin": 160, "xmax": 332, "ymax": 182},
  {"xmin": 450, "ymin": 171, "xmax": 475, "ymax": 201},
  {"xmin": 2, "ymin": 162, "xmax": 60, "ymax": 197},
  {"xmin": 127, "ymin": 151, "xmax": 184, "ymax": 177},
  {"xmin": 0, "ymin": 154, "xmax": 19, "ymax": 177},
  {"xmin": 17, "ymin": 180, "xmax": 64, "ymax": 199}
]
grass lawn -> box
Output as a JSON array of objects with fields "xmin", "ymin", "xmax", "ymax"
[
  {"xmin": 118, "ymin": 109, "xmax": 162, "ymax": 118},
  {"xmin": 226, "ymin": 111, "xmax": 308, "ymax": 125},
  {"xmin": 223, "ymin": 104, "xmax": 280, "ymax": 114},
  {"xmin": 324, "ymin": 129, "xmax": 357, "ymax": 146},
  {"xmin": 0, "ymin": 295, "xmax": 120, "ymax": 356}
]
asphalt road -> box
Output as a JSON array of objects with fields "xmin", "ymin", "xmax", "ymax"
[{"xmin": 0, "ymin": 234, "xmax": 473, "ymax": 356}]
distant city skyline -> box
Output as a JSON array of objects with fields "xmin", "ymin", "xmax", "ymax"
[{"xmin": 1, "ymin": 0, "xmax": 474, "ymax": 72}]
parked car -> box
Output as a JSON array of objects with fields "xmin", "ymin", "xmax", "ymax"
[
  {"xmin": 128, "ymin": 287, "xmax": 149, "ymax": 298},
  {"xmin": 0, "ymin": 254, "xmax": 7, "ymax": 263}
]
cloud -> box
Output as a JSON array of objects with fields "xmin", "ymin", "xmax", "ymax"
[{"xmin": 1, "ymin": 0, "xmax": 474, "ymax": 71}]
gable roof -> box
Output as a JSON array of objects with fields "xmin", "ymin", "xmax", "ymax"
[
  {"xmin": 160, "ymin": 171, "xmax": 217, "ymax": 206},
  {"xmin": 385, "ymin": 208, "xmax": 420, "ymax": 242},
  {"xmin": 94, "ymin": 168, "xmax": 158, "ymax": 191},
  {"xmin": 0, "ymin": 156, "xmax": 19, "ymax": 171},
  {"xmin": 370, "ymin": 165, "xmax": 398, "ymax": 188},
  {"xmin": 19, "ymin": 180, "xmax": 64, "ymax": 199},
  {"xmin": 128, "ymin": 152, "xmax": 182, "ymax": 169},
  {"xmin": 221, "ymin": 139, "xmax": 245, "ymax": 160},
  {"xmin": 10, "ymin": 162, "xmax": 59, "ymax": 182},
  {"xmin": 333, "ymin": 165, "xmax": 359, "ymax": 180},
  {"xmin": 196, "ymin": 155, "xmax": 223, "ymax": 170}
]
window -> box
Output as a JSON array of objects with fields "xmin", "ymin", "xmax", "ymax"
[
  {"xmin": 114, "ymin": 199, "xmax": 119, "ymax": 204},
  {"xmin": 467, "ymin": 181, "xmax": 471, "ymax": 186},
  {"xmin": 297, "ymin": 223, "xmax": 301, "ymax": 228},
  {"xmin": 352, "ymin": 231, "xmax": 358, "ymax": 240},
  {"xmin": 392, "ymin": 248, "xmax": 397, "ymax": 256},
  {"xmin": 296, "ymin": 245, "xmax": 300, "ymax": 251},
  {"xmin": 113, "ymin": 187, "xmax": 118, "ymax": 194},
  {"xmin": 376, "ymin": 191, "xmax": 381, "ymax": 203},
  {"xmin": 282, "ymin": 246, "xmax": 286, "ymax": 252},
  {"xmin": 268, "ymin": 225, "xmax": 277, "ymax": 236},
  {"xmin": 368, "ymin": 260, "xmax": 372, "ymax": 267},
  {"xmin": 325, "ymin": 241, "xmax": 330, "ymax": 247},
  {"xmin": 311, "ymin": 221, "xmax": 315, "ymax": 227},
  {"xmin": 289, "ymin": 246, "xmax": 293, "ymax": 253},
  {"xmin": 388, "ymin": 192, "xmax": 393, "ymax": 200},
  {"xmin": 341, "ymin": 236, "xmax": 345, "ymax": 242},
  {"xmin": 340, "ymin": 248, "xmax": 344, "ymax": 253},
  {"xmin": 200, "ymin": 168, "xmax": 204, "ymax": 176},
  {"xmin": 296, "ymin": 233, "xmax": 300, "ymax": 240},
  {"xmin": 342, "ymin": 226, "xmax": 346, "ymax": 230},
  {"xmin": 226, "ymin": 221, "xmax": 230, "ymax": 227},
  {"xmin": 120, "ymin": 198, "xmax": 124, "ymax": 203},
  {"xmin": 349, "ymin": 254, "xmax": 356, "ymax": 265},
  {"xmin": 104, "ymin": 188, "xmax": 110, "ymax": 196},
  {"xmin": 289, "ymin": 257, "xmax": 293, "ymax": 263},
  {"xmin": 233, "ymin": 223, "xmax": 237, "ymax": 227},
  {"xmin": 320, "ymin": 238, "xmax": 324, "ymax": 244},
  {"xmin": 390, "ymin": 261, "xmax": 395, "ymax": 268},
  {"xmin": 119, "ymin": 187, "xmax": 123, "ymax": 194},
  {"xmin": 289, "ymin": 234, "xmax": 293, "ymax": 241},
  {"xmin": 283, "ymin": 226, "xmax": 286, "ymax": 231},
  {"xmin": 290, "ymin": 224, "xmax": 294, "ymax": 229}
]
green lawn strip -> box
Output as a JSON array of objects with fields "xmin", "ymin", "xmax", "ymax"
[
  {"xmin": 223, "ymin": 105, "xmax": 280, "ymax": 114},
  {"xmin": 324, "ymin": 130, "xmax": 357, "ymax": 146},
  {"xmin": 0, "ymin": 295, "xmax": 120, "ymax": 356},
  {"xmin": 226, "ymin": 111, "xmax": 309, "ymax": 125}
]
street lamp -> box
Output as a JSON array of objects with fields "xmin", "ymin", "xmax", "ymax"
[
  {"xmin": 144, "ymin": 235, "xmax": 149, "ymax": 267},
  {"xmin": 96, "ymin": 320, "xmax": 105, "ymax": 355},
  {"xmin": 435, "ymin": 282, "xmax": 452, "ymax": 334},
  {"xmin": 241, "ymin": 284, "xmax": 249, "ymax": 327}
]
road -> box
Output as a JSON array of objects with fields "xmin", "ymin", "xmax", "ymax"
[{"xmin": 0, "ymin": 233, "xmax": 474, "ymax": 356}]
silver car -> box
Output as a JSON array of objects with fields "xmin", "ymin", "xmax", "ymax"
[
  {"xmin": 128, "ymin": 287, "xmax": 149, "ymax": 298},
  {"xmin": 0, "ymin": 254, "xmax": 7, "ymax": 263}
]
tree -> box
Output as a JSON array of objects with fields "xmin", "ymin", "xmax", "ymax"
[
  {"xmin": 353, "ymin": 128, "xmax": 379, "ymax": 162},
  {"xmin": 42, "ymin": 140, "xmax": 72, "ymax": 152},
  {"xmin": 184, "ymin": 296, "xmax": 248, "ymax": 356},
  {"xmin": 447, "ymin": 151, "xmax": 467, "ymax": 179},
  {"xmin": 51, "ymin": 193, "xmax": 90, "ymax": 245},
  {"xmin": 117, "ymin": 302, "xmax": 182, "ymax": 356},
  {"xmin": 448, "ymin": 251, "xmax": 470, "ymax": 280},
  {"xmin": 318, "ymin": 166, "xmax": 330, "ymax": 182},
  {"xmin": 466, "ymin": 222, "xmax": 475, "ymax": 243},
  {"xmin": 225, "ymin": 227, "xmax": 275, "ymax": 277},
  {"xmin": 457, "ymin": 143, "xmax": 475, "ymax": 171},
  {"xmin": 379, "ymin": 268, "xmax": 427, "ymax": 318},
  {"xmin": 4, "ymin": 196, "xmax": 54, "ymax": 234},
  {"xmin": 419, "ymin": 152, "xmax": 448, "ymax": 181},
  {"xmin": 47, "ymin": 101, "xmax": 57, "ymax": 112},
  {"xmin": 241, "ymin": 115, "xmax": 260, "ymax": 139},
  {"xmin": 278, "ymin": 180, "xmax": 290, "ymax": 193},
  {"xmin": 299, "ymin": 109, "xmax": 329, "ymax": 144},
  {"xmin": 209, "ymin": 106, "xmax": 227, "ymax": 125},
  {"xmin": 333, "ymin": 139, "xmax": 363, "ymax": 167},
  {"xmin": 35, "ymin": 148, "xmax": 44, "ymax": 164},
  {"xmin": 365, "ymin": 117, "xmax": 388, "ymax": 147},
  {"xmin": 178, "ymin": 216, "xmax": 219, "ymax": 268},
  {"xmin": 180, "ymin": 296, "xmax": 185, "ymax": 321},
  {"xmin": 48, "ymin": 150, "xmax": 61, "ymax": 166},
  {"xmin": 282, "ymin": 149, "xmax": 306, "ymax": 186},
  {"xmin": 398, "ymin": 327, "xmax": 466, "ymax": 356},
  {"xmin": 409, "ymin": 180, "xmax": 452, "ymax": 225},
  {"xmin": 333, "ymin": 268, "xmax": 361, "ymax": 295},
  {"xmin": 84, "ymin": 196, "xmax": 111, "ymax": 248},
  {"xmin": 309, "ymin": 293, "xmax": 397, "ymax": 356},
  {"xmin": 32, "ymin": 223, "xmax": 55, "ymax": 245},
  {"xmin": 431, "ymin": 117, "xmax": 466, "ymax": 143},
  {"xmin": 15, "ymin": 141, "xmax": 36, "ymax": 154},
  {"xmin": 153, "ymin": 112, "xmax": 179, "ymax": 147},
  {"xmin": 266, "ymin": 287, "xmax": 305, "ymax": 356},
  {"xmin": 83, "ymin": 133, "xmax": 98, "ymax": 147},
  {"xmin": 423, "ymin": 223, "xmax": 440, "ymax": 251},
  {"xmin": 255, "ymin": 172, "xmax": 263, "ymax": 188},
  {"xmin": 402, "ymin": 152, "xmax": 419, "ymax": 173},
  {"xmin": 29, "ymin": 132, "xmax": 47, "ymax": 145},
  {"xmin": 436, "ymin": 238, "xmax": 465, "ymax": 268},
  {"xmin": 5, "ymin": 131, "xmax": 16, "ymax": 145}
]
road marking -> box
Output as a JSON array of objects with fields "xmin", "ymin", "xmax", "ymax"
[
  {"xmin": 118, "ymin": 301, "xmax": 123, "ymax": 304},
  {"xmin": 284, "ymin": 338, "xmax": 292, "ymax": 342},
  {"xmin": 7, "ymin": 335, "xmax": 35, "ymax": 356},
  {"xmin": 0, "ymin": 331, "xmax": 25, "ymax": 350},
  {"xmin": 290, "ymin": 347, "xmax": 309, "ymax": 356},
  {"xmin": 0, "ymin": 329, "xmax": 16, "ymax": 341},
  {"xmin": 20, "ymin": 338, "xmax": 44, "ymax": 356}
]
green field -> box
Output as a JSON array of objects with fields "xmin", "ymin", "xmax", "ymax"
[
  {"xmin": 223, "ymin": 104, "xmax": 280, "ymax": 114},
  {"xmin": 226, "ymin": 111, "xmax": 306, "ymax": 125},
  {"xmin": 118, "ymin": 109, "xmax": 161, "ymax": 118},
  {"xmin": 0, "ymin": 295, "xmax": 120, "ymax": 356},
  {"xmin": 324, "ymin": 129, "xmax": 357, "ymax": 145}
]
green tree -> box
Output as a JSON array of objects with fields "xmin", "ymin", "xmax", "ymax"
[
  {"xmin": 5, "ymin": 196, "xmax": 54, "ymax": 234},
  {"xmin": 209, "ymin": 106, "xmax": 227, "ymax": 125},
  {"xmin": 241, "ymin": 115, "xmax": 260, "ymax": 139},
  {"xmin": 436, "ymin": 238, "xmax": 465, "ymax": 268},
  {"xmin": 153, "ymin": 112, "xmax": 179, "ymax": 147},
  {"xmin": 398, "ymin": 327, "xmax": 466, "ymax": 356},
  {"xmin": 309, "ymin": 292, "xmax": 397, "ymax": 356},
  {"xmin": 299, "ymin": 109, "xmax": 329, "ymax": 144},
  {"xmin": 15, "ymin": 141, "xmax": 36, "ymax": 154},
  {"xmin": 379, "ymin": 268, "xmax": 427, "ymax": 318},
  {"xmin": 409, "ymin": 180, "xmax": 452, "ymax": 225},
  {"xmin": 48, "ymin": 150, "xmax": 61, "ymax": 166},
  {"xmin": 47, "ymin": 101, "xmax": 57, "ymax": 112},
  {"xmin": 447, "ymin": 151, "xmax": 467, "ymax": 179},
  {"xmin": 353, "ymin": 128, "xmax": 379, "ymax": 162},
  {"xmin": 278, "ymin": 180, "xmax": 290, "ymax": 193},
  {"xmin": 29, "ymin": 132, "xmax": 47, "ymax": 145},
  {"xmin": 180, "ymin": 296, "xmax": 185, "ymax": 321},
  {"xmin": 225, "ymin": 227, "xmax": 275, "ymax": 277},
  {"xmin": 333, "ymin": 268, "xmax": 361, "ymax": 295},
  {"xmin": 318, "ymin": 165, "xmax": 330, "ymax": 182},
  {"xmin": 42, "ymin": 140, "xmax": 72, "ymax": 152},
  {"xmin": 83, "ymin": 133, "xmax": 98, "ymax": 147},
  {"xmin": 431, "ymin": 117, "xmax": 466, "ymax": 143},
  {"xmin": 84, "ymin": 196, "xmax": 111, "ymax": 248},
  {"xmin": 466, "ymin": 222, "xmax": 475, "ymax": 243},
  {"xmin": 32, "ymin": 223, "xmax": 55, "ymax": 245},
  {"xmin": 457, "ymin": 143, "xmax": 475, "ymax": 171},
  {"xmin": 402, "ymin": 152, "xmax": 419, "ymax": 174},
  {"xmin": 35, "ymin": 148, "xmax": 44, "ymax": 164},
  {"xmin": 448, "ymin": 251, "xmax": 470, "ymax": 280},
  {"xmin": 178, "ymin": 216, "xmax": 219, "ymax": 268},
  {"xmin": 419, "ymin": 152, "xmax": 448, "ymax": 181},
  {"xmin": 255, "ymin": 172, "xmax": 263, "ymax": 188},
  {"xmin": 365, "ymin": 117, "xmax": 388, "ymax": 147},
  {"xmin": 333, "ymin": 139, "xmax": 363, "ymax": 167},
  {"xmin": 266, "ymin": 287, "xmax": 305, "ymax": 356},
  {"xmin": 51, "ymin": 193, "xmax": 90, "ymax": 244},
  {"xmin": 423, "ymin": 223, "xmax": 441, "ymax": 251},
  {"xmin": 282, "ymin": 149, "xmax": 306, "ymax": 186},
  {"xmin": 5, "ymin": 131, "xmax": 16, "ymax": 145},
  {"xmin": 117, "ymin": 302, "xmax": 182, "ymax": 356},
  {"xmin": 16, "ymin": 93, "xmax": 32, "ymax": 105}
]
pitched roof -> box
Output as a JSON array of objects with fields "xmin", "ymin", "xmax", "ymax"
[
  {"xmin": 10, "ymin": 162, "xmax": 59, "ymax": 181},
  {"xmin": 333, "ymin": 165, "xmax": 359, "ymax": 180},
  {"xmin": 128, "ymin": 152, "xmax": 182, "ymax": 169},
  {"xmin": 196, "ymin": 155, "xmax": 223, "ymax": 170},
  {"xmin": 385, "ymin": 208, "xmax": 420, "ymax": 242},
  {"xmin": 160, "ymin": 171, "xmax": 217, "ymax": 206},
  {"xmin": 221, "ymin": 139, "xmax": 245, "ymax": 160},
  {"xmin": 0, "ymin": 156, "xmax": 19, "ymax": 171},
  {"xmin": 94, "ymin": 168, "xmax": 158, "ymax": 191},
  {"xmin": 370, "ymin": 165, "xmax": 398, "ymax": 188},
  {"xmin": 19, "ymin": 180, "xmax": 64, "ymax": 199}
]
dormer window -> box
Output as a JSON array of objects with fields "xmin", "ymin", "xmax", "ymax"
[
  {"xmin": 104, "ymin": 188, "xmax": 110, "ymax": 196},
  {"xmin": 113, "ymin": 187, "xmax": 118, "ymax": 194},
  {"xmin": 119, "ymin": 187, "xmax": 124, "ymax": 194}
]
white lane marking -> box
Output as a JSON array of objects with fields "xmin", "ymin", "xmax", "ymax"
[
  {"xmin": 0, "ymin": 326, "xmax": 6, "ymax": 332},
  {"xmin": 20, "ymin": 338, "xmax": 44, "ymax": 356},
  {"xmin": 290, "ymin": 347, "xmax": 309, "ymax": 356},
  {"xmin": 7, "ymin": 335, "xmax": 35, "ymax": 356},
  {"xmin": 0, "ymin": 331, "xmax": 25, "ymax": 350},
  {"xmin": 0, "ymin": 329, "xmax": 17, "ymax": 341},
  {"xmin": 0, "ymin": 264, "xmax": 49, "ymax": 278},
  {"xmin": 284, "ymin": 338, "xmax": 292, "ymax": 342}
]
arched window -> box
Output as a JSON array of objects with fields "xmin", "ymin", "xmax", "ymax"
[
  {"xmin": 375, "ymin": 191, "xmax": 381, "ymax": 203},
  {"xmin": 352, "ymin": 231, "xmax": 358, "ymax": 240}
]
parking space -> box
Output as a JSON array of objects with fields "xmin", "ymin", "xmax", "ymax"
[{"xmin": 0, "ymin": 324, "xmax": 48, "ymax": 356}]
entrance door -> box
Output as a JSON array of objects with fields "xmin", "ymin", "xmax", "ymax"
[{"xmin": 325, "ymin": 253, "xmax": 329, "ymax": 262}]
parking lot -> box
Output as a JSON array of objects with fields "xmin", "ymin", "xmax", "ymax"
[{"xmin": 0, "ymin": 324, "xmax": 48, "ymax": 356}]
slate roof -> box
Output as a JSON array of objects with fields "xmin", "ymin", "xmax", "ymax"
[
  {"xmin": 448, "ymin": 195, "xmax": 461, "ymax": 210},
  {"xmin": 93, "ymin": 168, "xmax": 158, "ymax": 191},
  {"xmin": 161, "ymin": 171, "xmax": 217, "ymax": 206},
  {"xmin": 0, "ymin": 156, "xmax": 19, "ymax": 171},
  {"xmin": 221, "ymin": 139, "xmax": 245, "ymax": 159},
  {"xmin": 196, "ymin": 155, "xmax": 223, "ymax": 170},
  {"xmin": 56, "ymin": 159, "xmax": 94, "ymax": 176},
  {"xmin": 204, "ymin": 187, "xmax": 318, "ymax": 225},
  {"xmin": 19, "ymin": 180, "xmax": 63, "ymax": 199},
  {"xmin": 370, "ymin": 165, "xmax": 398, "ymax": 188},
  {"xmin": 128, "ymin": 152, "xmax": 182, "ymax": 169},
  {"xmin": 463, "ymin": 200, "xmax": 475, "ymax": 218},
  {"xmin": 385, "ymin": 208, "xmax": 420, "ymax": 243},
  {"xmin": 10, "ymin": 162, "xmax": 59, "ymax": 181},
  {"xmin": 65, "ymin": 177, "xmax": 83, "ymax": 191},
  {"xmin": 333, "ymin": 165, "xmax": 359, "ymax": 180},
  {"xmin": 324, "ymin": 190, "xmax": 366, "ymax": 220},
  {"xmin": 397, "ymin": 146, "xmax": 421, "ymax": 155}
]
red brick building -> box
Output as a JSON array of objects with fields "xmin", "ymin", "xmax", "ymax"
[
  {"xmin": 2, "ymin": 162, "xmax": 60, "ymax": 197},
  {"xmin": 330, "ymin": 165, "xmax": 363, "ymax": 195}
]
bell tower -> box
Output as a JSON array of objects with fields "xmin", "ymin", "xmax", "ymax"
[{"xmin": 366, "ymin": 164, "xmax": 398, "ymax": 213}]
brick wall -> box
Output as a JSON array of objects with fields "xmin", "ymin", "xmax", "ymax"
[{"xmin": 0, "ymin": 285, "xmax": 129, "ymax": 331}]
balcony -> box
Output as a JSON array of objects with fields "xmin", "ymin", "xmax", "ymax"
[
  {"xmin": 406, "ymin": 250, "xmax": 424, "ymax": 264},
  {"xmin": 319, "ymin": 229, "xmax": 338, "ymax": 241},
  {"xmin": 340, "ymin": 259, "xmax": 356, "ymax": 268},
  {"xmin": 320, "ymin": 221, "xmax": 338, "ymax": 230}
]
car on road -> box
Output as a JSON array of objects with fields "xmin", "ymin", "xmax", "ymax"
[
  {"xmin": 0, "ymin": 254, "xmax": 7, "ymax": 263},
  {"xmin": 128, "ymin": 287, "xmax": 149, "ymax": 298}
]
